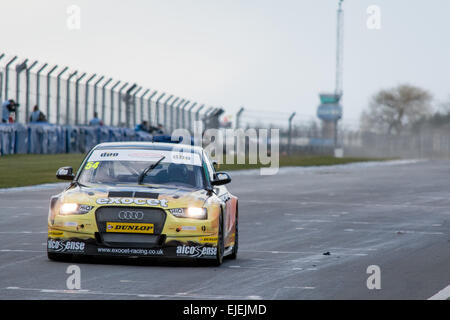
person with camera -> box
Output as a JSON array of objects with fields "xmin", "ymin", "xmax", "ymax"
[{"xmin": 1, "ymin": 99, "xmax": 19, "ymax": 123}]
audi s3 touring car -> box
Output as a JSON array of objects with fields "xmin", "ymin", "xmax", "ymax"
[{"xmin": 47, "ymin": 141, "xmax": 238, "ymax": 265}]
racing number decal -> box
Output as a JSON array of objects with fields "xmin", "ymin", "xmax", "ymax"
[{"xmin": 84, "ymin": 161, "xmax": 100, "ymax": 170}]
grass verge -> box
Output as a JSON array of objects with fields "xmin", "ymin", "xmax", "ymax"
[{"xmin": 0, "ymin": 153, "xmax": 386, "ymax": 189}]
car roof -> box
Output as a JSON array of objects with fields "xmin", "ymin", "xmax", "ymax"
[{"xmin": 93, "ymin": 141, "xmax": 204, "ymax": 154}]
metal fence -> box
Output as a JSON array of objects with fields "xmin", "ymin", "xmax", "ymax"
[
  {"xmin": 0, "ymin": 53, "xmax": 223, "ymax": 133},
  {"xmin": 232, "ymin": 107, "xmax": 450, "ymax": 159}
]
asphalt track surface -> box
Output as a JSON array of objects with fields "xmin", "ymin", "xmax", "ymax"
[{"xmin": 0, "ymin": 160, "xmax": 449, "ymax": 300}]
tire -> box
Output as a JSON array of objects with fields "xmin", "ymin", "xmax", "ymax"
[
  {"xmin": 228, "ymin": 205, "xmax": 238, "ymax": 260},
  {"xmin": 47, "ymin": 251, "xmax": 72, "ymax": 262},
  {"xmin": 212, "ymin": 212, "xmax": 224, "ymax": 266}
]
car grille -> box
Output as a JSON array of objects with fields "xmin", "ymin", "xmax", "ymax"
[{"xmin": 95, "ymin": 206, "xmax": 167, "ymax": 248}]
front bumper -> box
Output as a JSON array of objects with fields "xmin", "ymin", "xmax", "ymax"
[{"xmin": 47, "ymin": 232, "xmax": 218, "ymax": 259}]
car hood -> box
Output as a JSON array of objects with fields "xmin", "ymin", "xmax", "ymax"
[{"xmin": 60, "ymin": 184, "xmax": 211, "ymax": 209}]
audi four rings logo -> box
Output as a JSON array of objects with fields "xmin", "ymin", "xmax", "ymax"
[{"xmin": 118, "ymin": 210, "xmax": 144, "ymax": 220}]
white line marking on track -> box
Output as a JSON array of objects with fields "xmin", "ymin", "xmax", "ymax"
[
  {"xmin": 428, "ymin": 285, "xmax": 450, "ymax": 300},
  {"xmin": 3, "ymin": 286, "xmax": 262, "ymax": 300}
]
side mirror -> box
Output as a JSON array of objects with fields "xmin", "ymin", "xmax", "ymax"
[
  {"xmin": 211, "ymin": 172, "xmax": 231, "ymax": 186},
  {"xmin": 56, "ymin": 166, "xmax": 75, "ymax": 181}
]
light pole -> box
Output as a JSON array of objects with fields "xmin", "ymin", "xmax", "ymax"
[{"xmin": 287, "ymin": 112, "xmax": 296, "ymax": 155}]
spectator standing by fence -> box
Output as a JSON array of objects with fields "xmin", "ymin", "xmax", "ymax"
[
  {"xmin": 89, "ymin": 112, "xmax": 103, "ymax": 126},
  {"xmin": 29, "ymin": 105, "xmax": 47, "ymax": 123}
]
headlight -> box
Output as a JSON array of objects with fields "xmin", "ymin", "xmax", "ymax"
[
  {"xmin": 60, "ymin": 203, "xmax": 93, "ymax": 215},
  {"xmin": 169, "ymin": 207, "xmax": 207, "ymax": 219}
]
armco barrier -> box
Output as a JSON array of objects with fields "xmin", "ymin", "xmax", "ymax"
[{"xmin": 0, "ymin": 124, "xmax": 155, "ymax": 156}]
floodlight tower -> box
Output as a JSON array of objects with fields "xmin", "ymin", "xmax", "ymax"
[{"xmin": 317, "ymin": 0, "xmax": 344, "ymax": 149}]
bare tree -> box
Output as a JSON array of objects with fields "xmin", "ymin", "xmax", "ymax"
[{"xmin": 360, "ymin": 84, "xmax": 432, "ymax": 135}]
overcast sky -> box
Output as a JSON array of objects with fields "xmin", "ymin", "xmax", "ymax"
[{"xmin": 1, "ymin": 0, "xmax": 449, "ymax": 127}]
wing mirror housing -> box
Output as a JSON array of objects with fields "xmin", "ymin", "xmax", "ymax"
[
  {"xmin": 56, "ymin": 166, "xmax": 75, "ymax": 181},
  {"xmin": 211, "ymin": 172, "xmax": 231, "ymax": 186}
]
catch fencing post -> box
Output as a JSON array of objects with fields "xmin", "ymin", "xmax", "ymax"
[
  {"xmin": 236, "ymin": 107, "xmax": 244, "ymax": 129},
  {"xmin": 169, "ymin": 97, "xmax": 180, "ymax": 133},
  {"xmin": 202, "ymin": 107, "xmax": 213, "ymax": 131},
  {"xmin": 195, "ymin": 104, "xmax": 205, "ymax": 122},
  {"xmin": 155, "ymin": 92, "xmax": 166, "ymax": 127},
  {"xmin": 118, "ymin": 82, "xmax": 129, "ymax": 126},
  {"xmin": 66, "ymin": 71, "xmax": 78, "ymax": 125},
  {"xmin": 175, "ymin": 99, "xmax": 185, "ymax": 129},
  {"xmin": 188, "ymin": 102, "xmax": 198, "ymax": 133},
  {"xmin": 75, "ymin": 72, "xmax": 86, "ymax": 125},
  {"xmin": 0, "ymin": 54, "xmax": 4, "ymax": 103},
  {"xmin": 25, "ymin": 60, "xmax": 38, "ymax": 123},
  {"xmin": 56, "ymin": 66, "xmax": 68, "ymax": 125},
  {"xmin": 181, "ymin": 100, "xmax": 190, "ymax": 129},
  {"xmin": 5, "ymin": 56, "xmax": 18, "ymax": 101},
  {"xmin": 110, "ymin": 80, "xmax": 121, "ymax": 126},
  {"xmin": 84, "ymin": 74, "xmax": 97, "ymax": 124},
  {"xmin": 124, "ymin": 84, "xmax": 137, "ymax": 128},
  {"xmin": 93, "ymin": 75, "xmax": 104, "ymax": 121},
  {"xmin": 147, "ymin": 91, "xmax": 158, "ymax": 125},
  {"xmin": 15, "ymin": 59, "xmax": 28, "ymax": 122},
  {"xmin": 140, "ymin": 89, "xmax": 150, "ymax": 124},
  {"xmin": 162, "ymin": 94, "xmax": 173, "ymax": 130},
  {"xmin": 101, "ymin": 78, "xmax": 113, "ymax": 122},
  {"xmin": 288, "ymin": 112, "xmax": 296, "ymax": 155},
  {"xmin": 36, "ymin": 63, "xmax": 48, "ymax": 112},
  {"xmin": 46, "ymin": 65, "xmax": 58, "ymax": 122},
  {"xmin": 132, "ymin": 87, "xmax": 142, "ymax": 128}
]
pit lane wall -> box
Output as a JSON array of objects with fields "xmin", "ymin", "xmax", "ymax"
[{"xmin": 0, "ymin": 123, "xmax": 156, "ymax": 155}]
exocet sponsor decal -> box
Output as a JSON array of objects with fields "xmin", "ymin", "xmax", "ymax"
[
  {"xmin": 96, "ymin": 197, "xmax": 168, "ymax": 207},
  {"xmin": 47, "ymin": 239, "xmax": 85, "ymax": 253},
  {"xmin": 176, "ymin": 245, "xmax": 217, "ymax": 258}
]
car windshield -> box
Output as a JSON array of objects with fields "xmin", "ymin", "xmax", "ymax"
[{"xmin": 77, "ymin": 148, "xmax": 206, "ymax": 189}]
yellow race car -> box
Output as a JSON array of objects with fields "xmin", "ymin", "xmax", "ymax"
[{"xmin": 47, "ymin": 141, "xmax": 238, "ymax": 265}]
